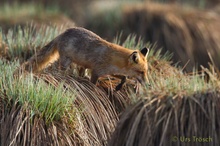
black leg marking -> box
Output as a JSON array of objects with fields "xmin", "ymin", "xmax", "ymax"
[{"xmin": 116, "ymin": 76, "xmax": 127, "ymax": 91}]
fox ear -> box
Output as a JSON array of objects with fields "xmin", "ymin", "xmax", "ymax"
[
  {"xmin": 129, "ymin": 51, "xmax": 140, "ymax": 64},
  {"xmin": 140, "ymin": 47, "xmax": 149, "ymax": 57}
]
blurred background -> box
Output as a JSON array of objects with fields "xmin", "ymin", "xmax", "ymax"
[{"xmin": 0, "ymin": 0, "xmax": 220, "ymax": 72}]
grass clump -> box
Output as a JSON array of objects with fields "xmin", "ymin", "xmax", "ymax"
[
  {"xmin": 0, "ymin": 59, "xmax": 81, "ymax": 145},
  {"xmin": 0, "ymin": 59, "xmax": 75, "ymax": 124}
]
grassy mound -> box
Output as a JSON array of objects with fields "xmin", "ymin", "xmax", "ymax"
[{"xmin": 108, "ymin": 91, "xmax": 220, "ymax": 146}]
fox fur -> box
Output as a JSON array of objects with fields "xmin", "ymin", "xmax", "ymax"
[{"xmin": 22, "ymin": 27, "xmax": 149, "ymax": 87}]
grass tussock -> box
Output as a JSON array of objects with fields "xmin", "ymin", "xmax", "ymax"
[
  {"xmin": 38, "ymin": 71, "xmax": 119, "ymax": 145},
  {"xmin": 108, "ymin": 62, "xmax": 220, "ymax": 146},
  {"xmin": 0, "ymin": 58, "xmax": 120, "ymax": 145},
  {"xmin": 108, "ymin": 91, "xmax": 220, "ymax": 146},
  {"xmin": 0, "ymin": 60, "xmax": 80, "ymax": 145}
]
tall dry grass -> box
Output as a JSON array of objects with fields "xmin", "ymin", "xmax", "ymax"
[
  {"xmin": 121, "ymin": 3, "xmax": 220, "ymax": 72},
  {"xmin": 108, "ymin": 91, "xmax": 220, "ymax": 146}
]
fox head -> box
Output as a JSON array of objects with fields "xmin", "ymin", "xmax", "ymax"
[{"xmin": 128, "ymin": 47, "xmax": 149, "ymax": 85}]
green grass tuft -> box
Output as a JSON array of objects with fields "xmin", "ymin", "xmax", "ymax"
[{"xmin": 0, "ymin": 59, "xmax": 75, "ymax": 124}]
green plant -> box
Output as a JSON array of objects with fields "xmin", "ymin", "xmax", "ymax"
[{"xmin": 0, "ymin": 59, "xmax": 75, "ymax": 124}]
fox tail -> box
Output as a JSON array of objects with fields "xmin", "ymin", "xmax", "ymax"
[{"xmin": 23, "ymin": 38, "xmax": 59, "ymax": 72}]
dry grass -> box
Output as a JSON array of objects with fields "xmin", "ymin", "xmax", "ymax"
[
  {"xmin": 0, "ymin": 100, "xmax": 81, "ymax": 146},
  {"xmin": 38, "ymin": 71, "xmax": 120, "ymax": 145},
  {"xmin": 108, "ymin": 90, "xmax": 220, "ymax": 146}
]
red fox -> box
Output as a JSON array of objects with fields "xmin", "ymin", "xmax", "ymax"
[{"xmin": 22, "ymin": 27, "xmax": 149, "ymax": 89}]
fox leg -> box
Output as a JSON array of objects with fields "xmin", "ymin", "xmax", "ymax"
[
  {"xmin": 78, "ymin": 66, "xmax": 86, "ymax": 77},
  {"xmin": 59, "ymin": 56, "xmax": 72, "ymax": 71},
  {"xmin": 70, "ymin": 64, "xmax": 86, "ymax": 77},
  {"xmin": 114, "ymin": 75, "xmax": 127, "ymax": 91},
  {"xmin": 91, "ymin": 71, "xmax": 99, "ymax": 84}
]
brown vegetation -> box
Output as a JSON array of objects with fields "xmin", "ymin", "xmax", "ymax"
[
  {"xmin": 121, "ymin": 3, "xmax": 220, "ymax": 72},
  {"xmin": 0, "ymin": 69, "xmax": 126, "ymax": 146},
  {"xmin": 108, "ymin": 91, "xmax": 220, "ymax": 146}
]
